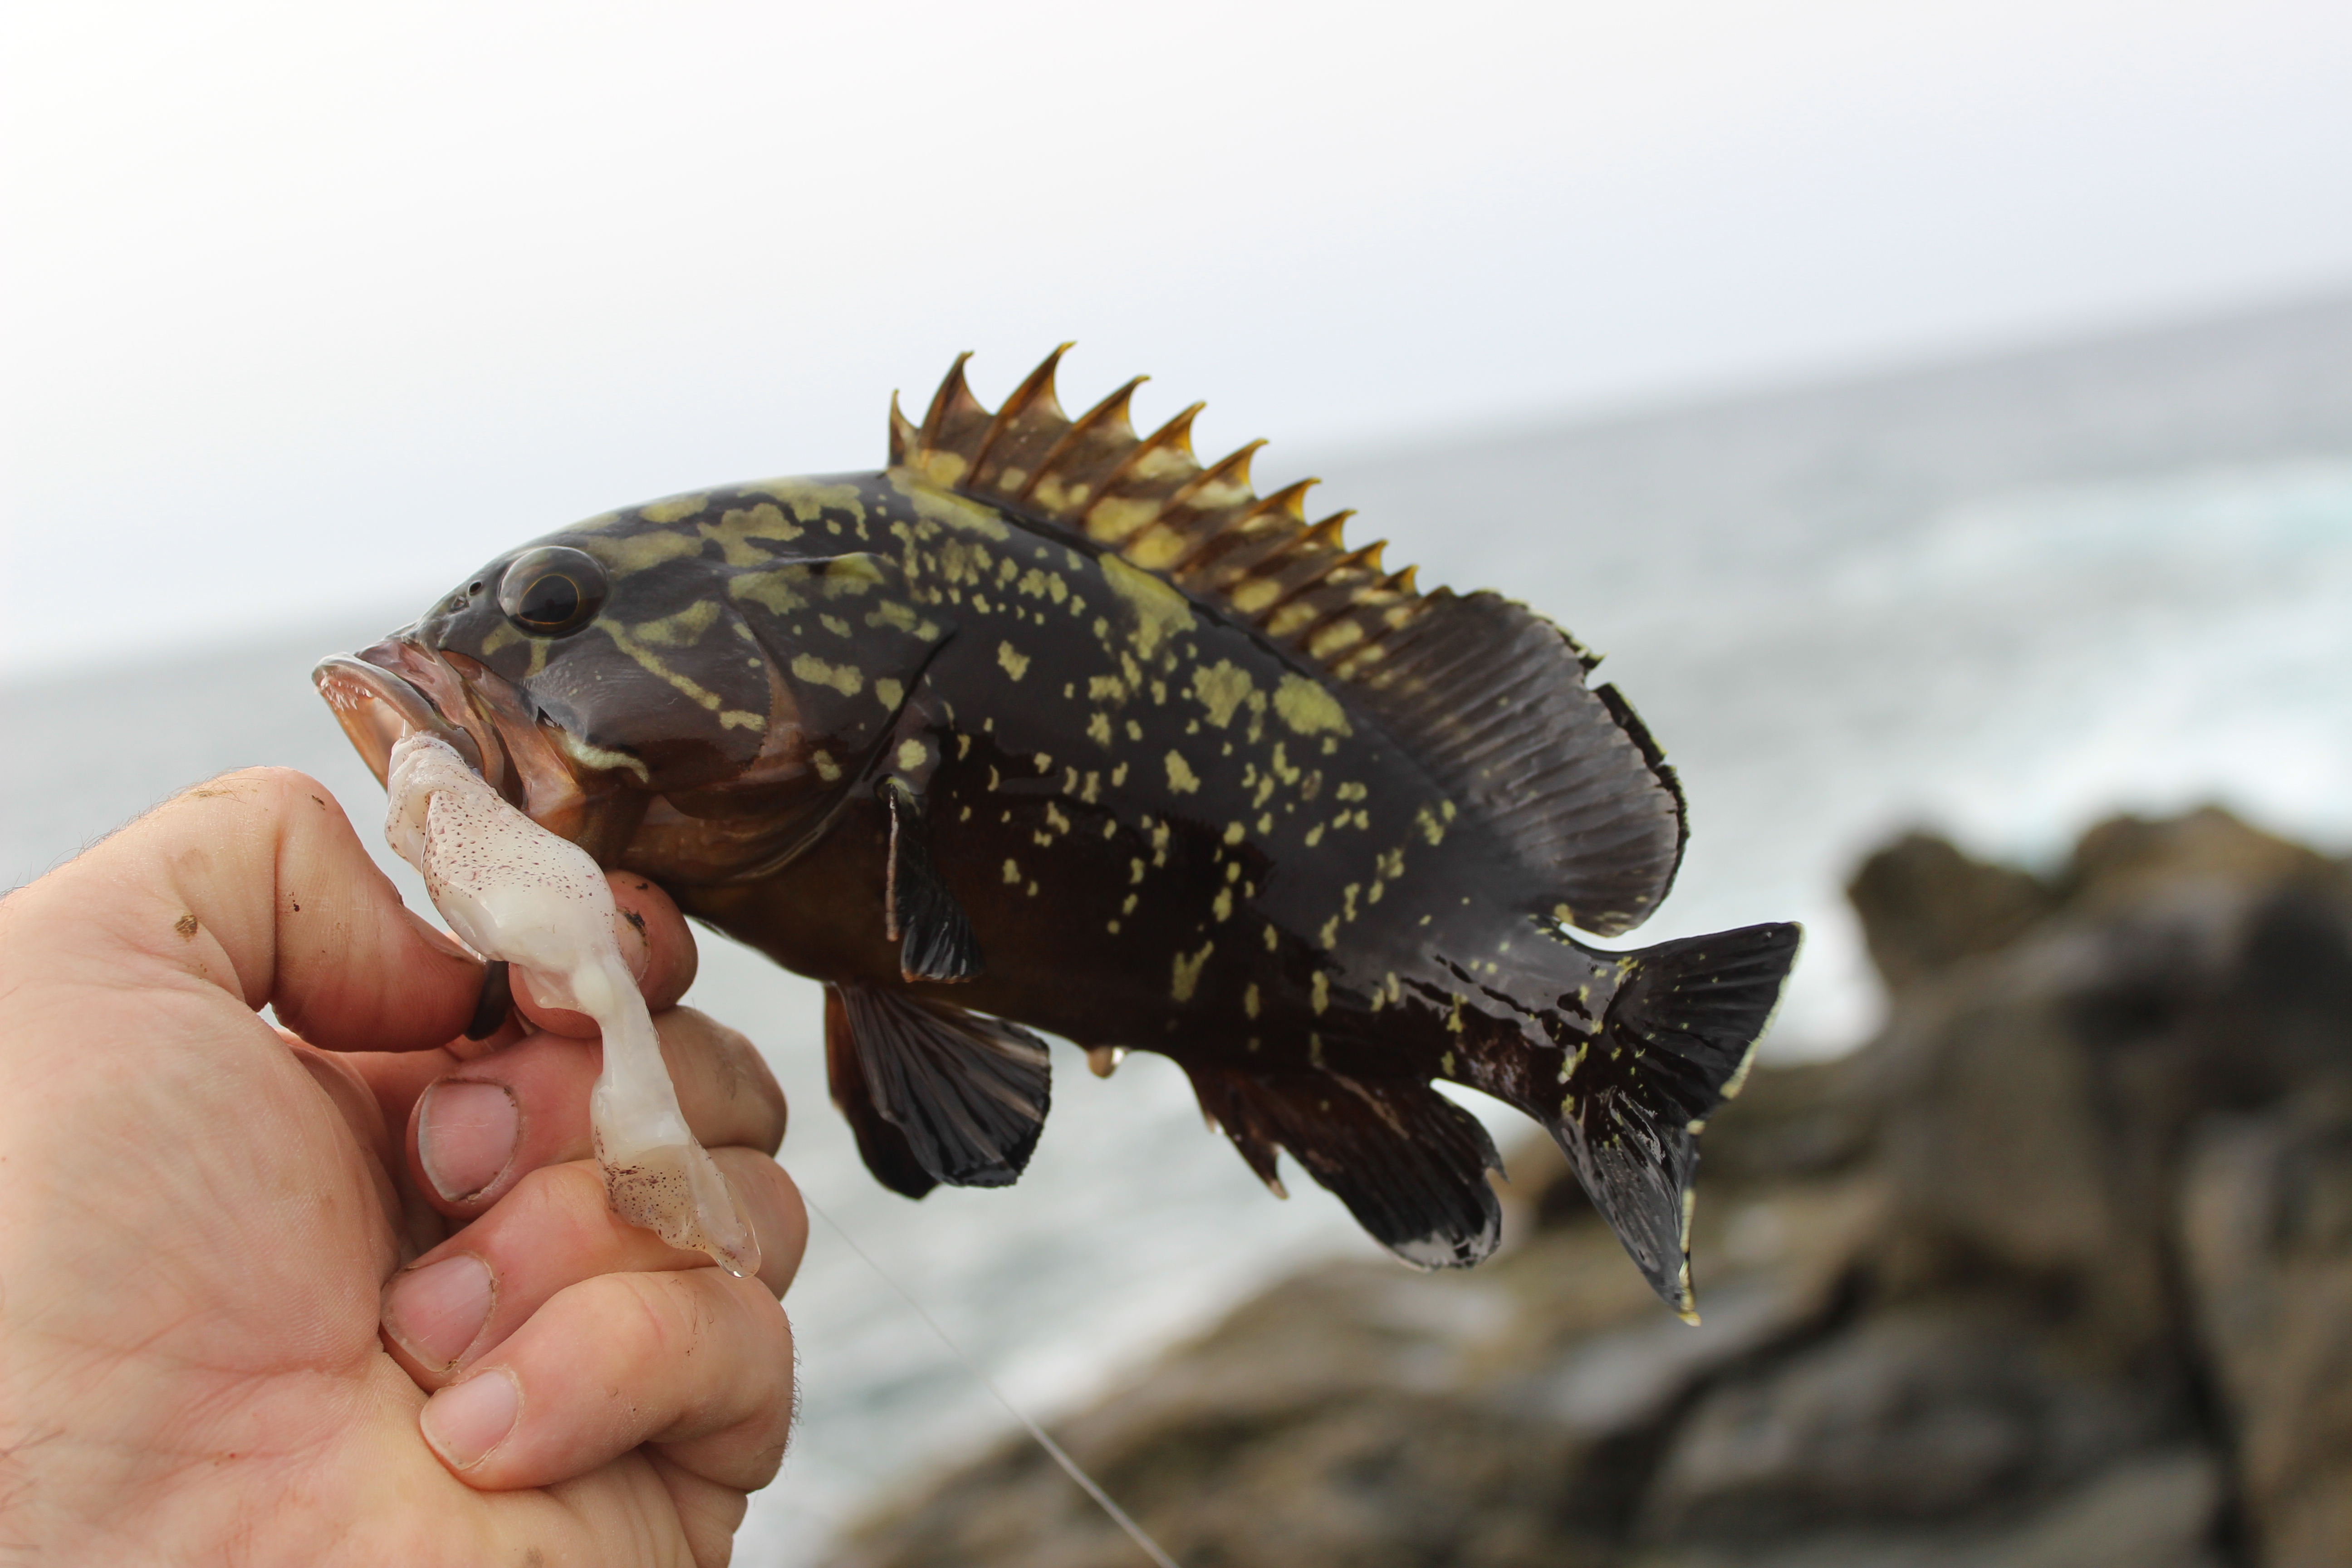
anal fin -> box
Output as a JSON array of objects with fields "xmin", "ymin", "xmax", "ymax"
[
  {"xmin": 1184, "ymin": 1063, "xmax": 1504, "ymax": 1269},
  {"xmin": 881, "ymin": 776, "xmax": 981, "ymax": 982},
  {"xmin": 825, "ymin": 982, "xmax": 1051, "ymax": 1192}
]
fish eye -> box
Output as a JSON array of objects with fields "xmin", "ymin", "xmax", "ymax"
[{"xmin": 497, "ymin": 546, "xmax": 609, "ymax": 636}]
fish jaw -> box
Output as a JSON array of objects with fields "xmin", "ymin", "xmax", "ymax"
[
  {"xmin": 314, "ymin": 637, "xmax": 608, "ymax": 849},
  {"xmin": 316, "ymin": 641, "xmax": 491, "ymax": 785}
]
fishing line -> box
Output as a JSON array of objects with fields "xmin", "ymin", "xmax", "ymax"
[{"xmin": 800, "ymin": 1192, "xmax": 1183, "ymax": 1568}]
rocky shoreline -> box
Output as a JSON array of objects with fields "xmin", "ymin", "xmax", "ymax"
[{"xmin": 829, "ymin": 809, "xmax": 2352, "ymax": 1568}]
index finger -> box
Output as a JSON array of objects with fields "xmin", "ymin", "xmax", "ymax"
[{"xmin": 5, "ymin": 767, "xmax": 482, "ymax": 1054}]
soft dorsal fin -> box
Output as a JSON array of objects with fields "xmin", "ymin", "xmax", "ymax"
[{"xmin": 889, "ymin": 349, "xmax": 1688, "ymax": 936}]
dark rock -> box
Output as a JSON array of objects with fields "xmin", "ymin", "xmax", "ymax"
[
  {"xmin": 1640, "ymin": 1308, "xmax": 2182, "ymax": 1540},
  {"xmin": 1846, "ymin": 831, "xmax": 2053, "ymax": 994},
  {"xmin": 1865, "ymin": 810, "xmax": 2352, "ymax": 1367},
  {"xmin": 828, "ymin": 809, "xmax": 2352, "ymax": 1568},
  {"xmin": 1638, "ymin": 1447, "xmax": 2226, "ymax": 1568},
  {"xmin": 2181, "ymin": 1102, "xmax": 2352, "ymax": 1566}
]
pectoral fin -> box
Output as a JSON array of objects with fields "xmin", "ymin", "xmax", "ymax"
[
  {"xmin": 880, "ymin": 776, "xmax": 982, "ymax": 982},
  {"xmin": 824, "ymin": 982, "xmax": 1051, "ymax": 1191}
]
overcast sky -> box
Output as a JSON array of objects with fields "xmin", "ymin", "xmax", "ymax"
[{"xmin": 5, "ymin": 0, "xmax": 2350, "ymax": 677}]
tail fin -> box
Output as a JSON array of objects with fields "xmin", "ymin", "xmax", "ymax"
[{"xmin": 1553, "ymin": 921, "xmax": 1802, "ymax": 1318}]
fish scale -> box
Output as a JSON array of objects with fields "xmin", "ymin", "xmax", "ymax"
[{"xmin": 316, "ymin": 349, "xmax": 1801, "ymax": 1318}]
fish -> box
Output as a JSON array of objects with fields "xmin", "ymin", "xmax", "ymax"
[{"xmin": 317, "ymin": 348, "xmax": 1801, "ymax": 1317}]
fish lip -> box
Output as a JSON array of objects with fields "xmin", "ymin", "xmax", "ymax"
[
  {"xmin": 316, "ymin": 638, "xmax": 606, "ymax": 844},
  {"xmin": 313, "ymin": 640, "xmax": 501, "ymax": 788}
]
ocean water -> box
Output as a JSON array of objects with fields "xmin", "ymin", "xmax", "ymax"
[{"xmin": 5, "ymin": 296, "xmax": 2349, "ymax": 1562}]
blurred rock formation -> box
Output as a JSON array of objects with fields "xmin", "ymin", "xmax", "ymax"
[{"xmin": 829, "ymin": 808, "xmax": 2352, "ymax": 1568}]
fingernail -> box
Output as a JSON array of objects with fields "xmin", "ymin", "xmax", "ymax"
[
  {"xmin": 615, "ymin": 906, "xmax": 652, "ymax": 982},
  {"xmin": 417, "ymin": 1080, "xmax": 519, "ymax": 1202},
  {"xmin": 421, "ymin": 1367, "xmax": 521, "ymax": 1470},
  {"xmin": 382, "ymin": 1254, "xmax": 495, "ymax": 1370}
]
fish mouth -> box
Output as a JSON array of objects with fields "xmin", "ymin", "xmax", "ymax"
[
  {"xmin": 315, "ymin": 638, "xmax": 603, "ymax": 843},
  {"xmin": 315, "ymin": 643, "xmax": 490, "ymax": 784}
]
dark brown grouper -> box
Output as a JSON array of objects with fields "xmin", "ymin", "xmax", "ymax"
[{"xmin": 317, "ymin": 350, "xmax": 1800, "ymax": 1318}]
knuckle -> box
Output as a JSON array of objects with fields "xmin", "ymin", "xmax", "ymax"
[{"xmin": 499, "ymin": 1161, "xmax": 619, "ymax": 1249}]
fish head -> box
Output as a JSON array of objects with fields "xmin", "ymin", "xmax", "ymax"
[{"xmin": 316, "ymin": 486, "xmax": 934, "ymax": 873}]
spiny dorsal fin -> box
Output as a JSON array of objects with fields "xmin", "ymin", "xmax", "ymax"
[{"xmin": 892, "ymin": 349, "xmax": 1689, "ymax": 936}]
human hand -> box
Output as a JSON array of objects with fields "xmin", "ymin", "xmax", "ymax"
[{"xmin": 0, "ymin": 769, "xmax": 804, "ymax": 1566}]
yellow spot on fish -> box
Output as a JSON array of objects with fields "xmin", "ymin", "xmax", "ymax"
[
  {"xmin": 631, "ymin": 600, "xmax": 722, "ymax": 648},
  {"xmin": 1306, "ymin": 619, "xmax": 1365, "ymax": 659},
  {"xmin": 890, "ymin": 470, "xmax": 1009, "ymax": 539},
  {"xmin": 1230, "ymin": 578, "xmax": 1282, "ymax": 614},
  {"xmin": 765, "ymin": 479, "xmax": 866, "ymax": 524},
  {"xmin": 1098, "ymin": 554, "xmax": 1192, "ymax": 658},
  {"xmin": 1212, "ymin": 887, "xmax": 1234, "ymax": 922},
  {"xmin": 1223, "ymin": 821, "xmax": 1245, "ymax": 845},
  {"xmin": 790, "ymin": 652, "xmax": 864, "ymax": 697},
  {"xmin": 997, "ymin": 641, "xmax": 1031, "ymax": 680},
  {"xmin": 1191, "ymin": 661, "xmax": 1255, "ymax": 728},
  {"xmin": 811, "ymin": 750, "xmax": 842, "ymax": 783},
  {"xmin": 1243, "ymin": 983, "xmax": 1260, "ymax": 1018},
  {"xmin": 1170, "ymin": 941, "xmax": 1215, "ymax": 1003},
  {"xmin": 1085, "ymin": 495, "xmax": 1162, "ymax": 543},
  {"xmin": 1165, "ymin": 751, "xmax": 1200, "ymax": 794},
  {"xmin": 1003, "ymin": 858, "xmax": 1022, "ymax": 884},
  {"xmin": 638, "ymin": 495, "xmax": 708, "ymax": 524},
  {"xmin": 876, "ymin": 677, "xmax": 906, "ymax": 710},
  {"xmin": 866, "ymin": 600, "xmax": 942, "ymax": 639},
  {"xmin": 698, "ymin": 502, "xmax": 802, "ymax": 566},
  {"xmin": 896, "ymin": 738, "xmax": 928, "ymax": 773},
  {"xmin": 1088, "ymin": 711, "xmax": 1113, "ymax": 746}
]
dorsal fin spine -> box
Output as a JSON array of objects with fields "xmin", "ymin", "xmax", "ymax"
[
  {"xmin": 1246, "ymin": 478, "xmax": 1319, "ymax": 525},
  {"xmin": 888, "ymin": 391, "xmax": 918, "ymax": 467},
  {"xmin": 923, "ymin": 352, "xmax": 977, "ymax": 436},
  {"xmin": 1165, "ymin": 440, "xmax": 1266, "ymax": 513},
  {"xmin": 973, "ymin": 343, "xmax": 1073, "ymax": 477},
  {"xmin": 1017, "ymin": 375, "xmax": 1148, "ymax": 505},
  {"xmin": 1118, "ymin": 402, "xmax": 1204, "ymax": 477}
]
